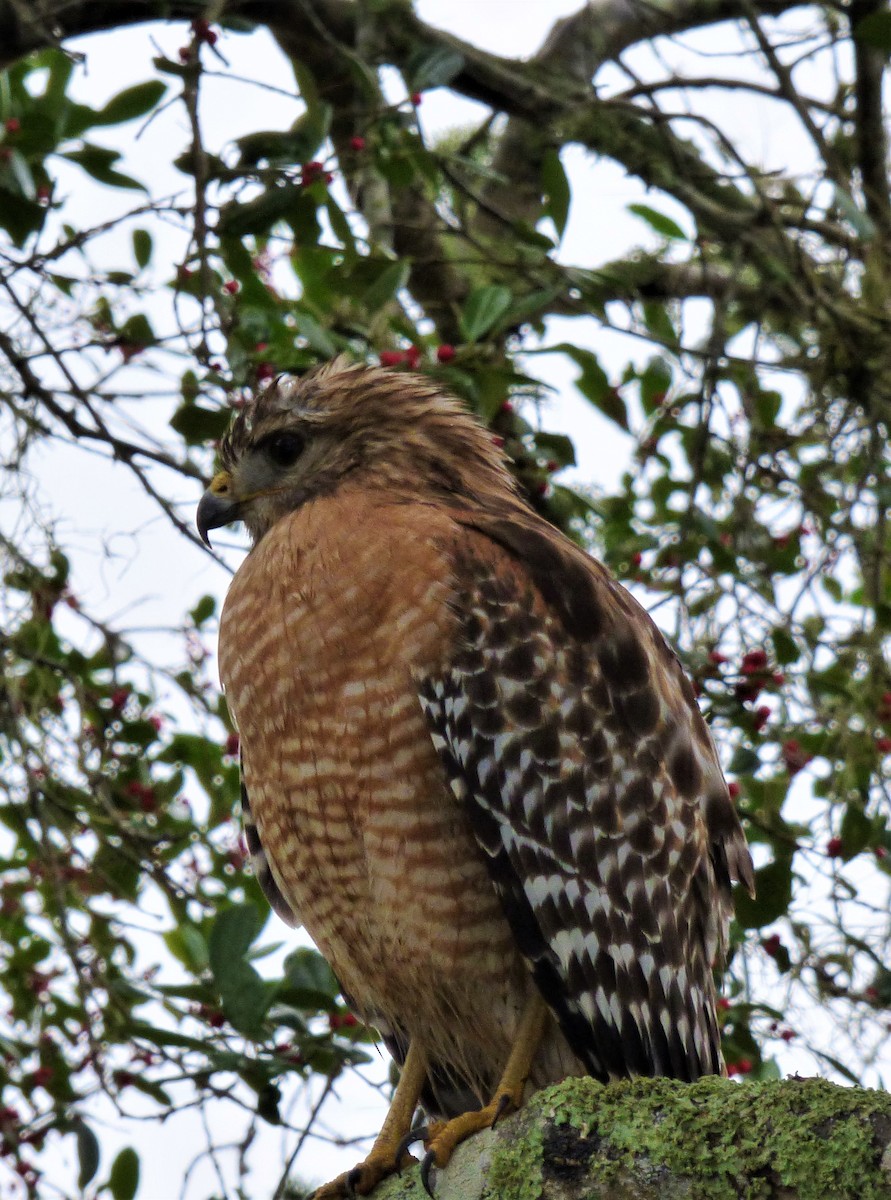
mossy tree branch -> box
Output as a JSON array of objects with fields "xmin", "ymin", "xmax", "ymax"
[{"xmin": 362, "ymin": 1076, "xmax": 891, "ymax": 1200}]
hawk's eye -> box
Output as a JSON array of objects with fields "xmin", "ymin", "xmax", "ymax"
[{"xmin": 264, "ymin": 431, "xmax": 305, "ymax": 468}]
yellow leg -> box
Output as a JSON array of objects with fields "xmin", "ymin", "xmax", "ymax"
[
  {"xmin": 423, "ymin": 993, "xmax": 548, "ymax": 1180},
  {"xmin": 312, "ymin": 1039, "xmax": 428, "ymax": 1199}
]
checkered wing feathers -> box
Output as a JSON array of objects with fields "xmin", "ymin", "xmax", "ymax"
[{"xmin": 418, "ymin": 511, "xmax": 752, "ymax": 1083}]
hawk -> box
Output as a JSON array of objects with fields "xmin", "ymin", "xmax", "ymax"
[{"xmin": 197, "ymin": 359, "xmax": 753, "ymax": 1198}]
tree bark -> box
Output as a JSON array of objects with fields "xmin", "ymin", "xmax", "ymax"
[{"xmin": 364, "ymin": 1075, "xmax": 891, "ymax": 1200}]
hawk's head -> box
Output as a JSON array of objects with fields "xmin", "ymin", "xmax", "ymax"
[{"xmin": 197, "ymin": 357, "xmax": 519, "ymax": 546}]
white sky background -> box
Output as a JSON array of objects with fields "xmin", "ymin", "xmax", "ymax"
[{"xmin": 3, "ymin": 2, "xmax": 884, "ymax": 1197}]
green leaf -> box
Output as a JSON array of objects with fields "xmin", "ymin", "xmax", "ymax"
[
  {"xmin": 210, "ymin": 904, "xmax": 266, "ymax": 963},
  {"xmin": 839, "ymin": 803, "xmax": 874, "ymax": 860},
  {"xmin": 292, "ymin": 312, "xmax": 337, "ymax": 357},
  {"xmin": 642, "ymin": 301, "xmax": 676, "ymax": 345},
  {"xmin": 734, "ymin": 853, "xmax": 794, "ymax": 929},
  {"xmin": 189, "ymin": 595, "xmax": 216, "ymax": 626},
  {"xmin": 94, "ymin": 81, "xmax": 167, "ymax": 126},
  {"xmin": 61, "ymin": 145, "xmax": 144, "ymax": 191},
  {"xmin": 283, "ymin": 946, "xmax": 338, "ymax": 1000},
  {"xmin": 0, "ymin": 186, "xmax": 45, "ymax": 246},
  {"xmin": 639, "ymin": 356, "xmax": 672, "ymax": 414},
  {"xmin": 127, "ymin": 1075, "xmax": 172, "ymax": 1107},
  {"xmin": 541, "ymin": 149, "xmax": 571, "ymax": 240},
  {"xmin": 534, "ymin": 432, "xmax": 576, "ymax": 469},
  {"xmin": 74, "ymin": 1120, "xmax": 100, "ymax": 1189},
  {"xmin": 169, "ymin": 403, "xmax": 230, "ymax": 445},
  {"xmin": 108, "ymin": 1147, "xmax": 139, "ymax": 1200},
  {"xmin": 119, "ymin": 313, "xmax": 155, "ymax": 346},
  {"xmin": 164, "ymin": 924, "xmax": 209, "ymax": 973},
  {"xmin": 753, "ymin": 389, "xmax": 782, "ymax": 427},
  {"xmin": 361, "ymin": 260, "xmax": 409, "ymax": 312},
  {"xmin": 132, "ymin": 228, "xmax": 152, "ymax": 269},
  {"xmin": 217, "ymin": 186, "xmax": 299, "ymax": 237},
  {"xmin": 209, "ymin": 904, "xmax": 271, "ymax": 1034},
  {"xmin": 771, "ymin": 628, "xmax": 799, "ymax": 666},
  {"xmin": 628, "ymin": 203, "xmax": 686, "ymax": 240},
  {"xmin": 459, "ymin": 285, "xmax": 513, "ymax": 342},
  {"xmin": 556, "ymin": 344, "xmax": 628, "ymax": 431},
  {"xmin": 729, "ymin": 746, "xmax": 760, "ymax": 775}
]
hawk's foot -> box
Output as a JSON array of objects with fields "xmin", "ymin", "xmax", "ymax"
[
  {"xmin": 310, "ymin": 1142, "xmax": 417, "ymax": 1199},
  {"xmin": 419, "ymin": 1084, "xmax": 524, "ymax": 1195}
]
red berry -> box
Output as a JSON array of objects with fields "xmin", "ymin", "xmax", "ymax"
[
  {"xmin": 501, "ymin": 400, "xmax": 514, "ymax": 414},
  {"xmin": 37, "ymin": 184, "xmax": 51, "ymax": 202},
  {"xmin": 405, "ymin": 345, "xmax": 421, "ymax": 368},
  {"xmin": 410, "ymin": 91, "xmax": 423, "ymax": 105},
  {"xmin": 30, "ymin": 1067, "xmax": 53, "ymax": 1088},
  {"xmin": 754, "ymin": 705, "xmax": 771, "ymax": 732},
  {"xmin": 329, "ymin": 1011, "xmax": 359, "ymax": 1030},
  {"xmin": 826, "ymin": 836, "xmax": 844, "ymax": 857},
  {"xmin": 876, "ymin": 737, "xmax": 891, "ymax": 754},
  {"xmin": 4, "ymin": 118, "xmax": 20, "ymax": 134},
  {"xmin": 727, "ymin": 781, "xmax": 741, "ymax": 800},
  {"xmin": 716, "ymin": 997, "xmax": 731, "ymax": 1011},
  {"xmin": 762, "ymin": 933, "xmax": 782, "ymax": 957},
  {"xmin": 877, "ymin": 847, "xmax": 888, "ymax": 860},
  {"xmin": 771, "ymin": 673, "xmax": 785, "ymax": 686},
  {"xmin": 780, "ymin": 1029, "xmax": 796, "ymax": 1041},
  {"xmin": 781, "ymin": 739, "xmax": 812, "ymax": 776},
  {"xmin": 741, "ymin": 649, "xmax": 769, "ymax": 674},
  {"xmin": 708, "ymin": 651, "xmax": 727, "ymax": 665},
  {"xmin": 149, "ymin": 714, "xmax": 163, "ymax": 732},
  {"xmin": 436, "ymin": 344, "xmax": 456, "ymax": 363},
  {"xmin": 223, "ymin": 280, "xmax": 239, "ymax": 295},
  {"xmin": 178, "ymin": 46, "xmax": 191, "ymax": 62},
  {"xmin": 379, "ymin": 350, "xmax": 406, "ymax": 367},
  {"xmin": 225, "ymin": 732, "xmax": 240, "ymax": 758},
  {"xmin": 727, "ymin": 1059, "xmax": 753, "ymax": 1076},
  {"xmin": 630, "ymin": 551, "xmax": 643, "ymax": 567},
  {"xmin": 110, "ymin": 687, "xmax": 129, "ymax": 710},
  {"xmin": 491, "ymin": 435, "xmax": 505, "ymax": 448},
  {"xmin": 256, "ymin": 362, "xmax": 276, "ymax": 382},
  {"xmin": 301, "ymin": 160, "xmax": 325, "ymax": 186},
  {"xmin": 349, "ymin": 136, "xmax": 366, "ymax": 152}
]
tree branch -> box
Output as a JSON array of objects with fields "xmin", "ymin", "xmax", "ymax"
[{"xmin": 363, "ymin": 1075, "xmax": 891, "ymax": 1200}]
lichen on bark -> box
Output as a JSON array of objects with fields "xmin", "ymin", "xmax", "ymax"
[{"xmin": 368, "ymin": 1075, "xmax": 891, "ymax": 1200}]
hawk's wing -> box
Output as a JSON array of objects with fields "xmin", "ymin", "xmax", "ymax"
[
  {"xmin": 418, "ymin": 510, "xmax": 753, "ymax": 1083},
  {"xmin": 240, "ymin": 776, "xmax": 299, "ymax": 927}
]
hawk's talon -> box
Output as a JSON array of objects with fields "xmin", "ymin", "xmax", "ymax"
[
  {"xmin": 420, "ymin": 1149, "xmax": 438, "ymax": 1197},
  {"xmin": 491, "ymin": 1092, "xmax": 513, "ymax": 1129},
  {"xmin": 396, "ymin": 1122, "xmax": 429, "ymax": 1168}
]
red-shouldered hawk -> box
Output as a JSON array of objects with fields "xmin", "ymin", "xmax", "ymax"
[{"xmin": 197, "ymin": 358, "xmax": 754, "ymax": 1199}]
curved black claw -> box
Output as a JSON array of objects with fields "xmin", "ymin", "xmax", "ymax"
[
  {"xmin": 420, "ymin": 1149, "xmax": 438, "ymax": 1197},
  {"xmin": 395, "ymin": 1123, "xmax": 429, "ymax": 1171},
  {"xmin": 491, "ymin": 1093, "xmax": 512, "ymax": 1130},
  {"xmin": 344, "ymin": 1167, "xmax": 362, "ymax": 1199}
]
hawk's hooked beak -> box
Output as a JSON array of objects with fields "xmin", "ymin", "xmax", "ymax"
[{"xmin": 197, "ymin": 471, "xmax": 240, "ymax": 546}]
